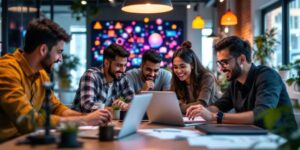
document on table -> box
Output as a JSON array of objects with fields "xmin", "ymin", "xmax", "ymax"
[
  {"xmin": 187, "ymin": 134, "xmax": 286, "ymax": 149},
  {"xmin": 139, "ymin": 128, "xmax": 201, "ymax": 140},
  {"xmin": 183, "ymin": 116, "xmax": 205, "ymax": 123},
  {"xmin": 79, "ymin": 126, "xmax": 99, "ymax": 130}
]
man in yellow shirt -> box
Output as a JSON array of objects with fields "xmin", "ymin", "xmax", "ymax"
[{"xmin": 0, "ymin": 18, "xmax": 112, "ymax": 143}]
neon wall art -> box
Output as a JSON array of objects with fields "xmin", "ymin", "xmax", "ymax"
[{"xmin": 91, "ymin": 18, "xmax": 183, "ymax": 68}]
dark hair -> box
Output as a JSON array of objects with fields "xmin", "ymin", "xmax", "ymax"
[
  {"xmin": 103, "ymin": 43, "xmax": 130, "ymax": 60},
  {"xmin": 24, "ymin": 18, "xmax": 71, "ymax": 54},
  {"xmin": 171, "ymin": 41, "xmax": 211, "ymax": 102},
  {"xmin": 142, "ymin": 49, "xmax": 162, "ymax": 64},
  {"xmin": 214, "ymin": 36, "xmax": 252, "ymax": 63}
]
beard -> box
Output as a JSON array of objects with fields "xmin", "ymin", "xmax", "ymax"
[
  {"xmin": 223, "ymin": 62, "xmax": 242, "ymax": 81},
  {"xmin": 41, "ymin": 52, "xmax": 52, "ymax": 73},
  {"xmin": 142, "ymin": 71, "xmax": 156, "ymax": 82},
  {"xmin": 108, "ymin": 63, "xmax": 123, "ymax": 81}
]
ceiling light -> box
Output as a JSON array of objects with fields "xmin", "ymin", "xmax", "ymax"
[
  {"xmin": 187, "ymin": 4, "xmax": 191, "ymax": 9},
  {"xmin": 221, "ymin": 9, "xmax": 238, "ymax": 25},
  {"xmin": 192, "ymin": 16, "xmax": 205, "ymax": 29},
  {"xmin": 81, "ymin": 0, "xmax": 87, "ymax": 5},
  {"xmin": 122, "ymin": 0, "xmax": 173, "ymax": 14}
]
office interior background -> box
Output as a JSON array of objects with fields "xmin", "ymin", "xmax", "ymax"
[{"xmin": 0, "ymin": 0, "xmax": 299, "ymax": 104}]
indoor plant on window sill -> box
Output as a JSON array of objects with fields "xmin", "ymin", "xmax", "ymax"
[
  {"xmin": 253, "ymin": 28, "xmax": 279, "ymax": 67},
  {"xmin": 277, "ymin": 63, "xmax": 293, "ymax": 81},
  {"xmin": 286, "ymin": 60, "xmax": 300, "ymax": 92}
]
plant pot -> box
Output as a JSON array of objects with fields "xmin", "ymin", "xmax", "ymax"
[
  {"xmin": 113, "ymin": 110, "xmax": 121, "ymax": 120},
  {"xmin": 59, "ymin": 132, "xmax": 81, "ymax": 147},
  {"xmin": 99, "ymin": 125, "xmax": 114, "ymax": 141},
  {"xmin": 120, "ymin": 110, "xmax": 127, "ymax": 120},
  {"xmin": 279, "ymin": 70, "xmax": 289, "ymax": 81},
  {"xmin": 294, "ymin": 84, "xmax": 300, "ymax": 92}
]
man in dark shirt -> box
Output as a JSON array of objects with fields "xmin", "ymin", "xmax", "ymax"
[{"xmin": 186, "ymin": 36, "xmax": 297, "ymax": 133}]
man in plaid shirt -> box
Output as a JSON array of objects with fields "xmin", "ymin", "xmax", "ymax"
[{"xmin": 72, "ymin": 43, "xmax": 134, "ymax": 113}]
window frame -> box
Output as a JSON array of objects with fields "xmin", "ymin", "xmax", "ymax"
[{"xmin": 261, "ymin": 0, "xmax": 295, "ymax": 64}]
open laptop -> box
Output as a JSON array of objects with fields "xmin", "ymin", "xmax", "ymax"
[
  {"xmin": 78, "ymin": 93, "xmax": 153, "ymax": 139},
  {"xmin": 143, "ymin": 91, "xmax": 206, "ymax": 126},
  {"xmin": 195, "ymin": 124, "xmax": 268, "ymax": 135}
]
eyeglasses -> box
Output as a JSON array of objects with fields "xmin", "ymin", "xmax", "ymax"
[{"xmin": 216, "ymin": 57, "xmax": 235, "ymax": 68}]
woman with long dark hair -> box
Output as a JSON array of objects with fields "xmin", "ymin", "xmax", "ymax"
[{"xmin": 171, "ymin": 41, "xmax": 219, "ymax": 114}]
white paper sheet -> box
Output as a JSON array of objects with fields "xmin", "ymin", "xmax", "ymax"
[
  {"xmin": 183, "ymin": 116, "xmax": 206, "ymax": 123},
  {"xmin": 139, "ymin": 128, "xmax": 201, "ymax": 140}
]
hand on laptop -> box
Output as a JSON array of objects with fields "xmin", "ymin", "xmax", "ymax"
[
  {"xmin": 142, "ymin": 80, "xmax": 154, "ymax": 91},
  {"xmin": 186, "ymin": 104, "xmax": 213, "ymax": 121},
  {"xmin": 113, "ymin": 99, "xmax": 129, "ymax": 111},
  {"xmin": 84, "ymin": 109, "xmax": 112, "ymax": 126}
]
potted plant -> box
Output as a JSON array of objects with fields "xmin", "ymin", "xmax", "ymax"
[
  {"xmin": 99, "ymin": 122, "xmax": 115, "ymax": 141},
  {"xmin": 70, "ymin": 0, "xmax": 101, "ymax": 21},
  {"xmin": 111, "ymin": 97, "xmax": 128, "ymax": 120},
  {"xmin": 277, "ymin": 63, "xmax": 293, "ymax": 81},
  {"xmin": 56, "ymin": 54, "xmax": 80, "ymax": 90},
  {"xmin": 286, "ymin": 60, "xmax": 300, "ymax": 92},
  {"xmin": 111, "ymin": 104, "xmax": 121, "ymax": 120},
  {"xmin": 254, "ymin": 28, "xmax": 279, "ymax": 66},
  {"xmin": 58, "ymin": 122, "xmax": 81, "ymax": 147}
]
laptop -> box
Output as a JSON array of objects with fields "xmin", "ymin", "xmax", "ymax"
[
  {"xmin": 143, "ymin": 91, "xmax": 206, "ymax": 126},
  {"xmin": 195, "ymin": 124, "xmax": 268, "ymax": 135},
  {"xmin": 78, "ymin": 93, "xmax": 153, "ymax": 139}
]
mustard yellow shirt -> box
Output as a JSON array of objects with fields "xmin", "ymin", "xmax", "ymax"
[{"xmin": 0, "ymin": 49, "xmax": 69, "ymax": 142}]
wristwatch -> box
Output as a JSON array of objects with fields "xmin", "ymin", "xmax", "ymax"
[{"xmin": 216, "ymin": 112, "xmax": 224, "ymax": 124}]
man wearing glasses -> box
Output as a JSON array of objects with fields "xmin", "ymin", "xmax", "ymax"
[{"xmin": 186, "ymin": 36, "xmax": 297, "ymax": 134}]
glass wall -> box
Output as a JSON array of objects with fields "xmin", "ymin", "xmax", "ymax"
[
  {"xmin": 264, "ymin": 6, "xmax": 283, "ymax": 66},
  {"xmin": 289, "ymin": 0, "xmax": 300, "ymax": 63}
]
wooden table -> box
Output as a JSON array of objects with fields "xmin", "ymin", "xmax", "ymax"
[{"xmin": 0, "ymin": 122, "xmax": 207, "ymax": 150}]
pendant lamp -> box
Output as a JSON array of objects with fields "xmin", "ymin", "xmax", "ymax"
[
  {"xmin": 220, "ymin": 0, "xmax": 237, "ymax": 26},
  {"xmin": 192, "ymin": 3, "xmax": 205, "ymax": 29},
  {"xmin": 8, "ymin": 0, "xmax": 37, "ymax": 13},
  {"xmin": 121, "ymin": 0, "xmax": 173, "ymax": 14},
  {"xmin": 192, "ymin": 16, "xmax": 205, "ymax": 29}
]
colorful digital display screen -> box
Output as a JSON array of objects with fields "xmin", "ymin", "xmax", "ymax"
[{"xmin": 91, "ymin": 18, "xmax": 184, "ymax": 68}]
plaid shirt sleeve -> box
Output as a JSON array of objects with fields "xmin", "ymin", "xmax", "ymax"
[
  {"xmin": 122, "ymin": 76, "xmax": 134, "ymax": 103},
  {"xmin": 77, "ymin": 71, "xmax": 101, "ymax": 113}
]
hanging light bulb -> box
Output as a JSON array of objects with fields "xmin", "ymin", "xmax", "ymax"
[
  {"xmin": 192, "ymin": 16, "xmax": 205, "ymax": 29},
  {"xmin": 122, "ymin": 0, "xmax": 173, "ymax": 14},
  {"xmin": 186, "ymin": 4, "xmax": 191, "ymax": 9},
  {"xmin": 224, "ymin": 26, "xmax": 229, "ymax": 33},
  {"xmin": 81, "ymin": 0, "xmax": 87, "ymax": 5}
]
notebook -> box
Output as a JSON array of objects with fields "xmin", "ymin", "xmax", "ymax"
[{"xmin": 195, "ymin": 124, "xmax": 268, "ymax": 135}]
